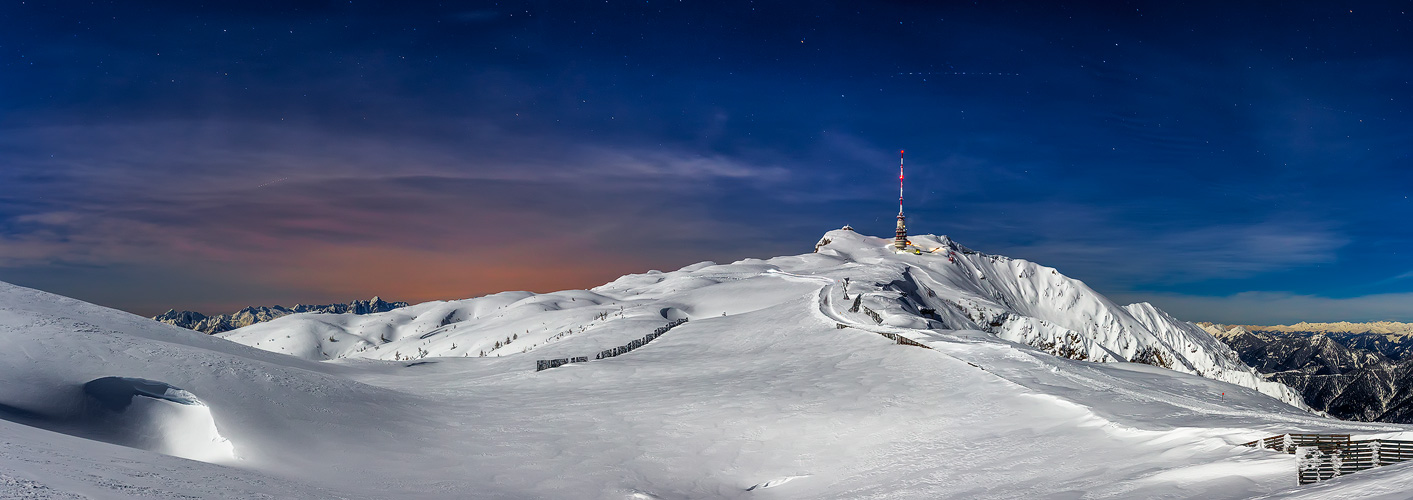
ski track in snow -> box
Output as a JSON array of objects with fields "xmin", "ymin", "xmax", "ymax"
[{"xmin": 0, "ymin": 229, "xmax": 1408, "ymax": 499}]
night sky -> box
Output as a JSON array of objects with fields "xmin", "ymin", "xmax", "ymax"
[{"xmin": 3, "ymin": 1, "xmax": 1412, "ymax": 324}]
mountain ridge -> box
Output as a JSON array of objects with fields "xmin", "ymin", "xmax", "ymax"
[
  {"xmin": 217, "ymin": 229, "xmax": 1305, "ymax": 408},
  {"xmin": 1203, "ymin": 322, "xmax": 1413, "ymax": 423},
  {"xmin": 1237, "ymin": 321, "xmax": 1413, "ymax": 337},
  {"xmin": 153, "ymin": 297, "xmax": 409, "ymax": 334}
]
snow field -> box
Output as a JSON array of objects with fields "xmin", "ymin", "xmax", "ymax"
[{"xmin": 1, "ymin": 230, "xmax": 1409, "ymax": 498}]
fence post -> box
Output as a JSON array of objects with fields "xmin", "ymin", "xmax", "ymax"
[{"xmin": 1297, "ymin": 446, "xmax": 1321, "ymax": 485}]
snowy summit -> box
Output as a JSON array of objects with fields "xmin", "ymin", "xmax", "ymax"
[{"xmin": 0, "ymin": 229, "xmax": 1408, "ymax": 499}]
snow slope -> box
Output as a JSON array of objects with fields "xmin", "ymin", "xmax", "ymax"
[
  {"xmin": 0, "ymin": 230, "xmax": 1403, "ymax": 499},
  {"xmin": 820, "ymin": 230, "xmax": 1304, "ymax": 407},
  {"xmin": 222, "ymin": 229, "xmax": 1302, "ymax": 408}
]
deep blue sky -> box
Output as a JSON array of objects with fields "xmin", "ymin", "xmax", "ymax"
[{"xmin": 2, "ymin": 1, "xmax": 1412, "ymax": 323}]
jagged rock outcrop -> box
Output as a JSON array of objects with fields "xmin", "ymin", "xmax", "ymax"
[
  {"xmin": 1205, "ymin": 323, "xmax": 1413, "ymax": 423},
  {"xmin": 154, "ymin": 297, "xmax": 408, "ymax": 334}
]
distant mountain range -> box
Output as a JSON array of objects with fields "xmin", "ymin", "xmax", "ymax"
[
  {"xmin": 1203, "ymin": 321, "xmax": 1413, "ymax": 423},
  {"xmin": 1240, "ymin": 321, "xmax": 1413, "ymax": 335},
  {"xmin": 153, "ymin": 297, "xmax": 409, "ymax": 334}
]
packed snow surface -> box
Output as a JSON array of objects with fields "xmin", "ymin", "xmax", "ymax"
[{"xmin": 0, "ymin": 230, "xmax": 1407, "ymax": 498}]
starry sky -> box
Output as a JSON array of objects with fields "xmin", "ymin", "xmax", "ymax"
[{"xmin": 2, "ymin": 1, "xmax": 1412, "ymax": 324}]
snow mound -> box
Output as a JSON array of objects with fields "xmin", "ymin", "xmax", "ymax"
[
  {"xmin": 0, "ymin": 279, "xmax": 422, "ymax": 476},
  {"xmin": 81, "ymin": 377, "xmax": 235, "ymax": 462},
  {"xmin": 218, "ymin": 289, "xmax": 622, "ymax": 361}
]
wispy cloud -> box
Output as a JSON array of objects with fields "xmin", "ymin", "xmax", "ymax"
[
  {"xmin": 932, "ymin": 201, "xmax": 1346, "ymax": 288},
  {"xmin": 0, "ymin": 121, "xmax": 792, "ymax": 190},
  {"xmin": 1113, "ymin": 291, "xmax": 1413, "ymax": 325},
  {"xmin": 1370, "ymin": 269, "xmax": 1413, "ymax": 287},
  {"xmin": 0, "ymin": 120, "xmax": 799, "ymax": 314}
]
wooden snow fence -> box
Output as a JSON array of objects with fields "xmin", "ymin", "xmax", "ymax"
[
  {"xmin": 835, "ymin": 323, "xmax": 931, "ymax": 350},
  {"xmin": 535, "ymin": 318, "xmax": 688, "ymax": 372},
  {"xmin": 535, "ymin": 356, "xmax": 587, "ymax": 371},
  {"xmin": 860, "ymin": 306, "xmax": 884, "ymax": 325},
  {"xmin": 1242, "ymin": 433, "xmax": 1350, "ymax": 453},
  {"xmin": 1241, "ymin": 433, "xmax": 1413, "ymax": 484},
  {"xmin": 877, "ymin": 331, "xmax": 931, "ymax": 349}
]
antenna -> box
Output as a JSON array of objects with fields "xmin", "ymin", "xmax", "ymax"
[
  {"xmin": 898, "ymin": 150, "xmax": 905, "ymax": 215},
  {"xmin": 894, "ymin": 150, "xmax": 908, "ymax": 250}
]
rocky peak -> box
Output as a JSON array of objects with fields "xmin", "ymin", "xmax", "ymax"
[{"xmin": 153, "ymin": 297, "xmax": 410, "ymax": 334}]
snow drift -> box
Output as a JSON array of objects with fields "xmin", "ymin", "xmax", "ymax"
[{"xmin": 79, "ymin": 377, "xmax": 235, "ymax": 462}]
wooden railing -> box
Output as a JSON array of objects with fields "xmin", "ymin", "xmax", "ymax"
[
  {"xmin": 1241, "ymin": 433, "xmax": 1350, "ymax": 453},
  {"xmin": 1242, "ymin": 433, "xmax": 1413, "ymax": 484}
]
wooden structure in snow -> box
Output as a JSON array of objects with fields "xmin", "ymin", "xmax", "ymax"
[{"xmin": 1241, "ymin": 433, "xmax": 1413, "ymax": 484}]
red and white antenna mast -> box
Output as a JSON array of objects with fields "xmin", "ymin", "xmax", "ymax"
[
  {"xmin": 898, "ymin": 150, "xmax": 905, "ymax": 215},
  {"xmin": 894, "ymin": 150, "xmax": 908, "ymax": 250}
]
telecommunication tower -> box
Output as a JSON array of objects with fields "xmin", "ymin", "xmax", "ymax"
[{"xmin": 894, "ymin": 150, "xmax": 907, "ymax": 250}]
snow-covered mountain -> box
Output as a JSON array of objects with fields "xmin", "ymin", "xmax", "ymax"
[
  {"xmin": 219, "ymin": 229, "xmax": 1302, "ymax": 407},
  {"xmin": 3, "ymin": 229, "xmax": 1403, "ymax": 499},
  {"xmin": 153, "ymin": 297, "xmax": 409, "ymax": 334},
  {"xmin": 1207, "ymin": 323, "xmax": 1413, "ymax": 423}
]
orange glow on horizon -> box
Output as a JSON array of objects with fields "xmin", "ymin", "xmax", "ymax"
[{"xmin": 260, "ymin": 242, "xmax": 662, "ymax": 306}]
